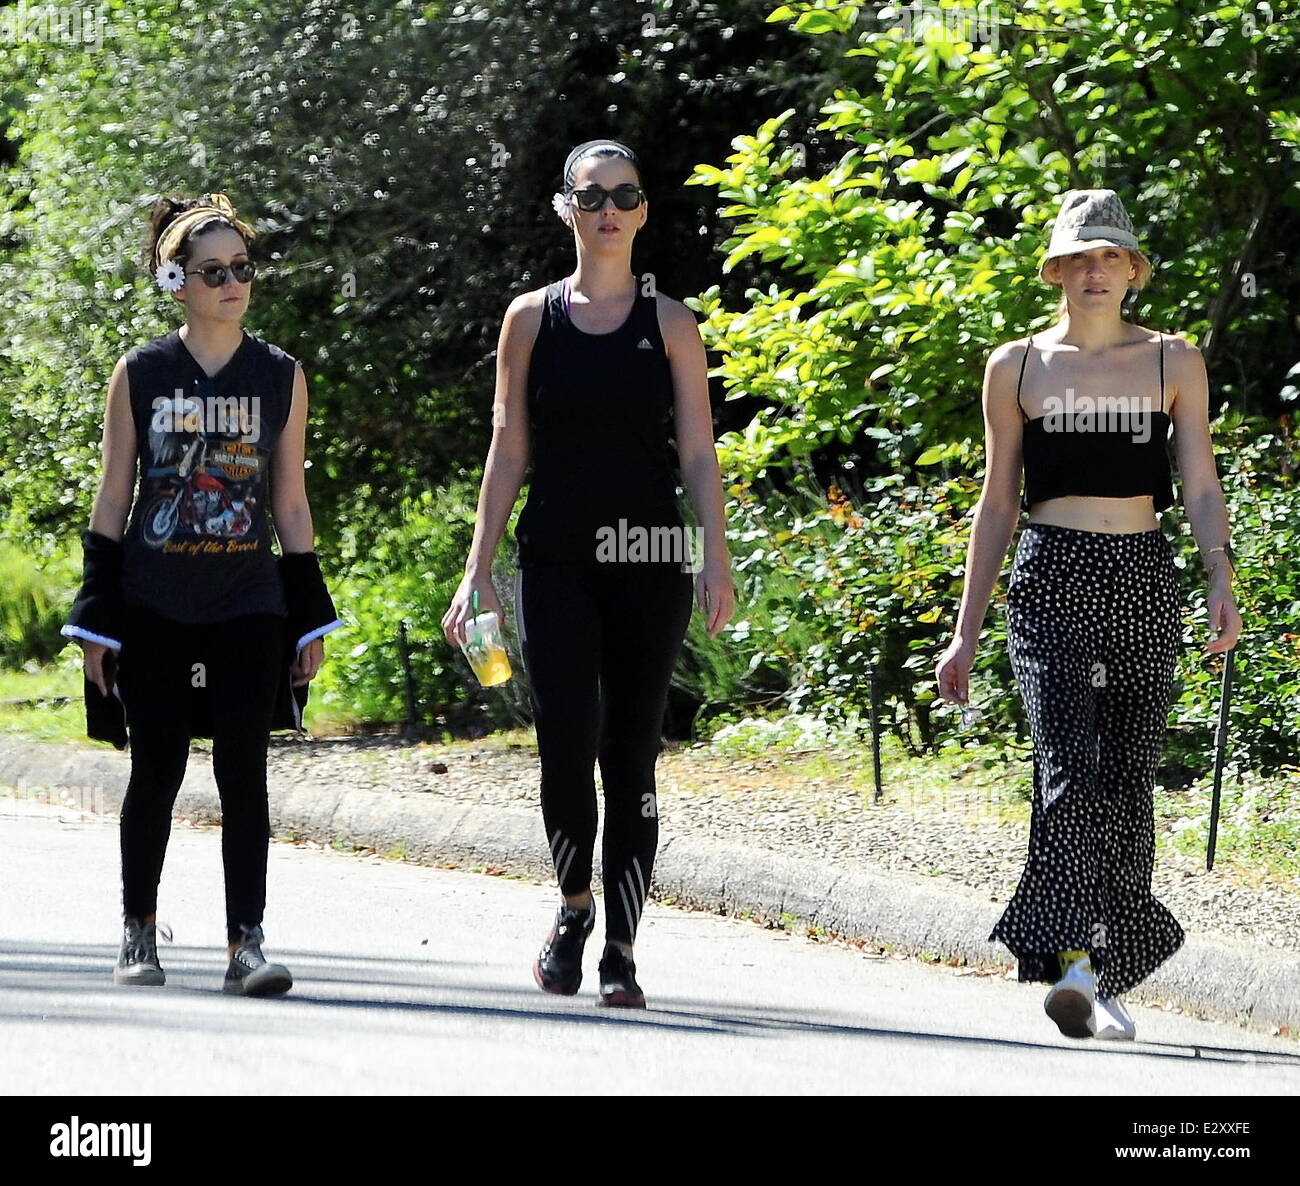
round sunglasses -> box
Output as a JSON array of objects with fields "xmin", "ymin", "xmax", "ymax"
[
  {"xmin": 567, "ymin": 184, "xmax": 646, "ymax": 213},
  {"xmin": 186, "ymin": 259, "xmax": 257, "ymax": 287}
]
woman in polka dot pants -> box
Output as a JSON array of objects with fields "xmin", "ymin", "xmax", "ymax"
[
  {"xmin": 935, "ymin": 190, "xmax": 1242, "ymax": 1041},
  {"xmin": 997, "ymin": 525, "xmax": 1184, "ymax": 1021}
]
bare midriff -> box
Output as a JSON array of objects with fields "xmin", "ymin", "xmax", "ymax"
[{"xmin": 1027, "ymin": 494, "xmax": 1158, "ymax": 534}]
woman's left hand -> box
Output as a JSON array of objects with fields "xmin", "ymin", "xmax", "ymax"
[
  {"xmin": 696, "ymin": 559, "xmax": 735, "ymax": 639},
  {"xmin": 292, "ymin": 637, "xmax": 326, "ymax": 685},
  {"xmin": 1205, "ymin": 572, "xmax": 1242, "ymax": 653}
]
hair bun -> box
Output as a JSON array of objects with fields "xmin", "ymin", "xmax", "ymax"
[{"xmin": 144, "ymin": 193, "xmax": 254, "ymax": 271}]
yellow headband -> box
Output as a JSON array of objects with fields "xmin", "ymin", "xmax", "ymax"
[{"xmin": 154, "ymin": 193, "xmax": 256, "ymax": 268}]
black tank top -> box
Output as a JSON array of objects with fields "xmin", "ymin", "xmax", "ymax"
[
  {"xmin": 1017, "ymin": 332, "xmax": 1175, "ymax": 513},
  {"xmin": 515, "ymin": 275, "xmax": 683, "ymax": 566},
  {"xmin": 121, "ymin": 328, "xmax": 294, "ymax": 622}
]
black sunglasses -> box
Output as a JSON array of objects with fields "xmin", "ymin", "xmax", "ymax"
[
  {"xmin": 187, "ymin": 259, "xmax": 257, "ymax": 287},
  {"xmin": 568, "ymin": 184, "xmax": 646, "ymax": 213}
]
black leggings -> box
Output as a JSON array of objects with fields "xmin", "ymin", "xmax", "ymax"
[
  {"xmin": 991, "ymin": 523, "xmax": 1185, "ymax": 998},
  {"xmin": 516, "ymin": 561, "xmax": 695, "ymax": 946},
  {"xmin": 116, "ymin": 602, "xmax": 283, "ymax": 944}
]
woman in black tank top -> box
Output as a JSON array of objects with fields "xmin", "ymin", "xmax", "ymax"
[
  {"xmin": 935, "ymin": 189, "xmax": 1242, "ymax": 1040},
  {"xmin": 442, "ymin": 140, "xmax": 735, "ymax": 1007},
  {"xmin": 62, "ymin": 193, "xmax": 342, "ymax": 996}
]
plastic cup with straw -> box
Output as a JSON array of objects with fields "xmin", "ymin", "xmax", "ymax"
[{"xmin": 462, "ymin": 587, "xmax": 512, "ymax": 686}]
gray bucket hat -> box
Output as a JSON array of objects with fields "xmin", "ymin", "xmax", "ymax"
[{"xmin": 1039, "ymin": 188, "xmax": 1152, "ymax": 288}]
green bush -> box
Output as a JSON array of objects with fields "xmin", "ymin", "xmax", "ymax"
[
  {"xmin": 670, "ymin": 486, "xmax": 826, "ymax": 737},
  {"xmin": 311, "ymin": 477, "xmax": 531, "ymax": 734},
  {"xmin": 672, "ymin": 0, "xmax": 1300, "ymax": 780},
  {"xmin": 682, "ymin": 466, "xmax": 1026, "ymax": 759},
  {"xmin": 707, "ymin": 708, "xmax": 871, "ymax": 757},
  {"xmin": 0, "ymin": 540, "xmax": 77, "ymax": 668},
  {"xmin": 681, "ymin": 414, "xmax": 1300, "ymax": 779},
  {"xmin": 1163, "ymin": 414, "xmax": 1300, "ymax": 777}
]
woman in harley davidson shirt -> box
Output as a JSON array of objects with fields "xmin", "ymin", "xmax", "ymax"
[
  {"xmin": 121, "ymin": 305, "xmax": 291, "ymax": 621},
  {"xmin": 63, "ymin": 193, "xmax": 341, "ymax": 997}
]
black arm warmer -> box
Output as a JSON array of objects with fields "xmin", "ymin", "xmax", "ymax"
[
  {"xmin": 278, "ymin": 550, "xmax": 340, "ymax": 652},
  {"xmin": 63, "ymin": 529, "xmax": 126, "ymax": 647}
]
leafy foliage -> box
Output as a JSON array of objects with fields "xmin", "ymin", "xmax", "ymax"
[
  {"xmin": 0, "ymin": 541, "xmax": 77, "ymax": 667},
  {"xmin": 0, "ymin": 0, "xmax": 825, "ymax": 554},
  {"xmin": 3, "ymin": 1, "xmax": 1298, "ymax": 780},
  {"xmin": 689, "ymin": 0, "xmax": 1300, "ymax": 478}
]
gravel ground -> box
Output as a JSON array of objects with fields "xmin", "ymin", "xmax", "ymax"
[{"xmin": 257, "ymin": 732, "xmax": 1300, "ymax": 955}]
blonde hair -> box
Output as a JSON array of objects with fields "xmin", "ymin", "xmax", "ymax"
[{"xmin": 1045, "ymin": 247, "xmax": 1152, "ymax": 319}]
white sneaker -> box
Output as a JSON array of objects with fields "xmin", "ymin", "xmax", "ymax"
[
  {"xmin": 1093, "ymin": 995, "xmax": 1137, "ymax": 1041},
  {"xmin": 1044, "ymin": 958, "xmax": 1096, "ymax": 1039}
]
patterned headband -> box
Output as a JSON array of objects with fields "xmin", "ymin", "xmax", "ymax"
[{"xmin": 154, "ymin": 192, "xmax": 256, "ymax": 268}]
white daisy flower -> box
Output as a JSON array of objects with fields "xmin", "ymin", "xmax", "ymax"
[
  {"xmin": 155, "ymin": 258, "xmax": 186, "ymax": 292},
  {"xmin": 551, "ymin": 191, "xmax": 573, "ymax": 225}
]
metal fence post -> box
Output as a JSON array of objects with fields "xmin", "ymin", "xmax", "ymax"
[
  {"xmin": 398, "ymin": 619, "xmax": 418, "ymax": 740},
  {"xmin": 869, "ymin": 668, "xmax": 883, "ymax": 802}
]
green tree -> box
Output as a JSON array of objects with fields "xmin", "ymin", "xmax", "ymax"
[
  {"xmin": 0, "ymin": 0, "xmax": 825, "ymax": 553},
  {"xmin": 682, "ymin": 0, "xmax": 1300, "ymax": 770},
  {"xmin": 689, "ymin": 0, "xmax": 1300, "ymax": 479}
]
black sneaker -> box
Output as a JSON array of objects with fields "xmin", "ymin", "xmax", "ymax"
[
  {"xmin": 222, "ymin": 924, "xmax": 293, "ymax": 997},
  {"xmin": 597, "ymin": 944, "xmax": 646, "ymax": 1009},
  {"xmin": 114, "ymin": 918, "xmax": 169, "ymax": 986},
  {"xmin": 533, "ymin": 903, "xmax": 595, "ymax": 995}
]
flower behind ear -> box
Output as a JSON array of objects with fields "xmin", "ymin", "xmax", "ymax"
[
  {"xmin": 155, "ymin": 258, "xmax": 186, "ymax": 292},
  {"xmin": 551, "ymin": 192, "xmax": 574, "ymax": 226}
]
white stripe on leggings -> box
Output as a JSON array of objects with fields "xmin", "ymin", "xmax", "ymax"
[
  {"xmin": 551, "ymin": 835, "xmax": 570, "ymax": 880},
  {"xmin": 558, "ymin": 842, "xmax": 577, "ymax": 889},
  {"xmin": 618, "ymin": 881, "xmax": 637, "ymax": 942},
  {"xmin": 624, "ymin": 872, "xmax": 641, "ymax": 938}
]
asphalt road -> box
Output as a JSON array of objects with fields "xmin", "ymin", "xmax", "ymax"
[{"xmin": 3, "ymin": 795, "xmax": 1298, "ymax": 1095}]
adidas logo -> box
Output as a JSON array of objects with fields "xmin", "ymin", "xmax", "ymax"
[{"xmin": 636, "ymin": 337, "xmax": 653, "ymax": 349}]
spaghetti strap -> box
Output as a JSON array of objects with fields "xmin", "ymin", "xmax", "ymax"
[
  {"xmin": 1014, "ymin": 335, "xmax": 1034, "ymax": 422},
  {"xmin": 1157, "ymin": 331, "xmax": 1165, "ymax": 412}
]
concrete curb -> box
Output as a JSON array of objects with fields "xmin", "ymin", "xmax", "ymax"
[{"xmin": 3, "ymin": 735, "xmax": 1297, "ymax": 1036}]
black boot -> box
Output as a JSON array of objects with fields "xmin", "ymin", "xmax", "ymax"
[
  {"xmin": 533, "ymin": 904, "xmax": 596, "ymax": 995},
  {"xmin": 597, "ymin": 943, "xmax": 645, "ymax": 1009}
]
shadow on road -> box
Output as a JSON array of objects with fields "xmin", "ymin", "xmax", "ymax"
[{"xmin": 2, "ymin": 940, "xmax": 1297, "ymax": 1068}]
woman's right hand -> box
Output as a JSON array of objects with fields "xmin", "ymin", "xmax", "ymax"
[
  {"xmin": 935, "ymin": 636, "xmax": 975, "ymax": 706},
  {"xmin": 79, "ymin": 639, "xmax": 112, "ymax": 697},
  {"xmin": 441, "ymin": 572, "xmax": 505, "ymax": 648}
]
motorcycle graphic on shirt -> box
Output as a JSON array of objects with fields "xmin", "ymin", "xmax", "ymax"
[{"xmin": 139, "ymin": 383, "xmax": 265, "ymax": 549}]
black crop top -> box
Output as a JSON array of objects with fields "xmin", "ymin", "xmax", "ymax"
[{"xmin": 1017, "ymin": 332, "xmax": 1175, "ymax": 513}]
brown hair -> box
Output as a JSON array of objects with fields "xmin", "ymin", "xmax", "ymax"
[{"xmin": 143, "ymin": 195, "xmax": 255, "ymax": 272}]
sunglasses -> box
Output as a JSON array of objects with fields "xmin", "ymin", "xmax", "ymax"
[
  {"xmin": 568, "ymin": 184, "xmax": 646, "ymax": 213},
  {"xmin": 186, "ymin": 259, "xmax": 257, "ymax": 287}
]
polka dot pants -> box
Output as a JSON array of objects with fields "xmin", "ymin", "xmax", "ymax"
[{"xmin": 991, "ymin": 522, "xmax": 1185, "ymax": 998}]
